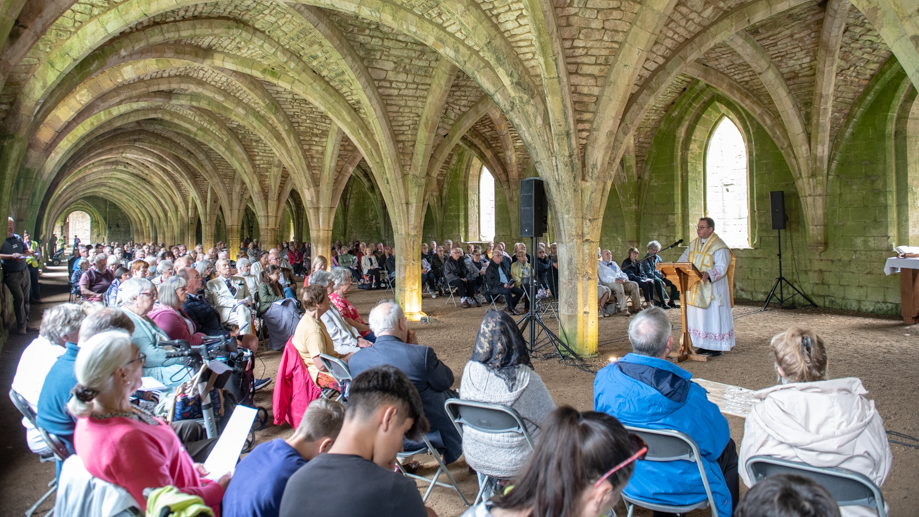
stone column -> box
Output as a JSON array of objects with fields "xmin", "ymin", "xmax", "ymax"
[
  {"xmin": 261, "ymin": 227, "xmax": 279, "ymax": 251},
  {"xmin": 226, "ymin": 224, "xmax": 241, "ymax": 260}
]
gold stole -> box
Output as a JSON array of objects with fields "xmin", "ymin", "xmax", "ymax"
[{"xmin": 687, "ymin": 233, "xmax": 736, "ymax": 309}]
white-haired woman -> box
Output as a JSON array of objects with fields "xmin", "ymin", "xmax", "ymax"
[
  {"xmin": 329, "ymin": 267, "xmax": 374, "ymax": 339},
  {"xmin": 148, "ymin": 276, "xmax": 206, "ymax": 347},
  {"xmin": 70, "ymin": 331, "xmax": 229, "ymax": 512},
  {"xmin": 309, "ymin": 270, "xmax": 372, "ymax": 355},
  {"xmin": 120, "ymin": 277, "xmax": 189, "ymax": 388}
]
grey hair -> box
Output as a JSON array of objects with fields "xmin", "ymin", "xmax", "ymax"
[
  {"xmin": 215, "ymin": 258, "xmax": 230, "ymax": 269},
  {"xmin": 195, "ymin": 261, "xmax": 209, "ymax": 278},
  {"xmin": 158, "ymin": 260, "xmax": 174, "ymax": 274},
  {"xmin": 77, "ymin": 258, "xmax": 89, "ymax": 268},
  {"xmin": 40, "ymin": 303, "xmax": 86, "ymax": 345},
  {"xmin": 368, "ymin": 300, "xmax": 405, "ymax": 335},
  {"xmin": 106, "ymin": 255, "xmax": 120, "ymax": 268},
  {"xmin": 120, "ymin": 277, "xmax": 154, "ymax": 306},
  {"xmin": 158, "ymin": 276, "xmax": 187, "ymax": 309},
  {"xmin": 66, "ymin": 330, "xmax": 135, "ymax": 419},
  {"xmin": 310, "ymin": 270, "xmax": 333, "ymax": 288},
  {"xmin": 628, "ymin": 307, "xmax": 672, "ymax": 357},
  {"xmin": 236, "ymin": 257, "xmax": 250, "ymax": 269},
  {"xmin": 93, "ymin": 253, "xmax": 108, "ymax": 265},
  {"xmin": 647, "ymin": 240, "xmax": 661, "ymax": 252},
  {"xmin": 331, "ymin": 267, "xmax": 352, "ymax": 290}
]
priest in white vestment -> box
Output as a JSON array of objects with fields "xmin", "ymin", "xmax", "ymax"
[{"xmin": 677, "ymin": 217, "xmax": 736, "ymax": 356}]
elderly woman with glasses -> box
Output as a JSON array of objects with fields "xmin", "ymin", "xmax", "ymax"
[
  {"xmin": 120, "ymin": 277, "xmax": 189, "ymax": 388},
  {"xmin": 69, "ymin": 331, "xmax": 230, "ymax": 513}
]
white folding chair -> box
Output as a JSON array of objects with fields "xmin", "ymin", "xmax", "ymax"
[
  {"xmin": 444, "ymin": 284, "xmax": 459, "ymax": 307},
  {"xmin": 397, "ymin": 435, "xmax": 469, "ymax": 506},
  {"xmin": 745, "ymin": 456, "xmax": 887, "ymax": 517},
  {"xmin": 621, "ymin": 425, "xmax": 720, "ymax": 517},
  {"xmin": 444, "ymin": 398, "xmax": 535, "ymax": 505},
  {"xmin": 319, "ymin": 354, "xmax": 352, "ymax": 404}
]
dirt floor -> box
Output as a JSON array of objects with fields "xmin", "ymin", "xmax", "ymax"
[{"xmin": 2, "ymin": 267, "xmax": 917, "ymax": 517}]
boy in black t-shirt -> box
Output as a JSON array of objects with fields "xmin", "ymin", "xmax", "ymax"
[{"xmin": 279, "ymin": 365, "xmax": 436, "ymax": 517}]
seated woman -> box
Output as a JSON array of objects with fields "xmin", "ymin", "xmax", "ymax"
[
  {"xmin": 71, "ymin": 258, "xmax": 89, "ymax": 297},
  {"xmin": 328, "ymin": 267, "xmax": 375, "ymax": 339},
  {"xmin": 309, "ymin": 270, "xmax": 371, "ymax": 355},
  {"xmin": 148, "ymin": 276, "xmax": 207, "ymax": 346},
  {"xmin": 69, "ymin": 331, "xmax": 229, "ymax": 513},
  {"xmin": 459, "ymin": 311, "xmax": 555, "ymax": 482},
  {"xmin": 304, "ymin": 255, "xmax": 329, "ymax": 287},
  {"xmin": 129, "ymin": 259, "xmax": 148, "ymax": 279},
  {"xmin": 292, "ymin": 284, "xmax": 350, "ymax": 390},
  {"xmin": 360, "ymin": 250, "xmax": 382, "ymax": 288},
  {"xmin": 120, "ymin": 277, "xmax": 190, "ymax": 388},
  {"xmin": 739, "ymin": 327, "xmax": 892, "ymax": 517},
  {"xmin": 462, "ymin": 406, "xmax": 639, "ymax": 517},
  {"xmin": 510, "ymin": 249, "xmax": 533, "ymax": 312},
  {"xmin": 258, "ymin": 265, "xmax": 301, "ymax": 351}
]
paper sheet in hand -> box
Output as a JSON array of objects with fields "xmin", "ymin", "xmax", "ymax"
[{"xmin": 203, "ymin": 405, "xmax": 257, "ymax": 480}]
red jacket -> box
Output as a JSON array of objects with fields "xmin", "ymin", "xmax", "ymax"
[
  {"xmin": 288, "ymin": 249, "xmax": 302, "ymax": 264},
  {"xmin": 272, "ymin": 337, "xmax": 322, "ymax": 428}
]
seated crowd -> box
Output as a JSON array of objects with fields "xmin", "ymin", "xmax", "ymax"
[{"xmin": 11, "ymin": 236, "xmax": 891, "ymax": 517}]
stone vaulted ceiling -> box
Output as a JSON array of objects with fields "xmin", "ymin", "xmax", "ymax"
[{"xmin": 1, "ymin": 0, "xmax": 918, "ymax": 352}]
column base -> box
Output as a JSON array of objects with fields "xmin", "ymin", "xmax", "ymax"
[{"xmin": 404, "ymin": 310, "xmax": 429, "ymax": 322}]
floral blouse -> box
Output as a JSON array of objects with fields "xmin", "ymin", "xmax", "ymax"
[{"xmin": 329, "ymin": 292, "xmax": 370, "ymax": 337}]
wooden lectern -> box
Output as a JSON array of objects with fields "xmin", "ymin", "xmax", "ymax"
[{"xmin": 657, "ymin": 262, "xmax": 707, "ymax": 363}]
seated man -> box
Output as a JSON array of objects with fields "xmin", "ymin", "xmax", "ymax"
[
  {"xmin": 641, "ymin": 240, "xmax": 680, "ymax": 309},
  {"xmin": 279, "ymin": 366, "xmax": 435, "ymax": 517},
  {"xmin": 594, "ymin": 307, "xmax": 738, "ymax": 517},
  {"xmin": 598, "ymin": 249, "xmax": 640, "ymax": 317},
  {"xmin": 13, "ymin": 304, "xmax": 84, "ymax": 453},
  {"xmin": 348, "ymin": 301, "xmax": 462, "ymax": 465},
  {"xmin": 179, "ymin": 267, "xmax": 261, "ymax": 358},
  {"xmin": 484, "ymin": 252, "xmax": 523, "ymax": 315},
  {"xmin": 206, "ymin": 258, "xmax": 253, "ymax": 334},
  {"xmin": 224, "ymin": 399, "xmax": 345, "ymax": 517},
  {"xmin": 79, "ymin": 254, "xmax": 115, "ymax": 303}
]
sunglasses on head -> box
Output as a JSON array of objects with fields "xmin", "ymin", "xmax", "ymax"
[{"xmin": 593, "ymin": 433, "xmax": 648, "ymax": 488}]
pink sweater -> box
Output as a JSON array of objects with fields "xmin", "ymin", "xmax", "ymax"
[
  {"xmin": 75, "ymin": 415, "xmax": 224, "ymax": 511},
  {"xmin": 148, "ymin": 305, "xmax": 203, "ymax": 346}
]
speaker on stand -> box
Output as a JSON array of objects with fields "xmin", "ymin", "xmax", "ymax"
[
  {"xmin": 517, "ymin": 178, "xmax": 580, "ymax": 362},
  {"xmin": 763, "ymin": 191, "xmax": 817, "ymax": 310}
]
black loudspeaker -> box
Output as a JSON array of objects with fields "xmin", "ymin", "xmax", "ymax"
[
  {"xmin": 770, "ymin": 191, "xmax": 786, "ymax": 230},
  {"xmin": 520, "ymin": 178, "xmax": 548, "ymax": 237}
]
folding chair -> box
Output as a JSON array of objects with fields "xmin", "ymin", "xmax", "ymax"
[
  {"xmin": 484, "ymin": 286, "xmax": 505, "ymax": 312},
  {"xmin": 444, "ymin": 283, "xmax": 459, "ymax": 307},
  {"xmin": 9, "ymin": 389, "xmax": 69, "ymax": 517},
  {"xmin": 745, "ymin": 456, "xmax": 887, "ymax": 517},
  {"xmin": 620, "ymin": 425, "xmax": 720, "ymax": 517},
  {"xmin": 383, "ymin": 270, "xmax": 394, "ymax": 292},
  {"xmin": 444, "ymin": 398, "xmax": 535, "ymax": 505},
  {"xmin": 319, "ymin": 354, "xmax": 352, "ymax": 404},
  {"xmin": 397, "ymin": 435, "xmax": 469, "ymax": 505}
]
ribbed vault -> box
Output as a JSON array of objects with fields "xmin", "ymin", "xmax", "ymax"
[{"xmin": 1, "ymin": 0, "xmax": 918, "ymax": 354}]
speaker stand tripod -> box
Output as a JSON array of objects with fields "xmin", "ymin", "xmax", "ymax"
[
  {"xmin": 516, "ymin": 236, "xmax": 581, "ymax": 362},
  {"xmin": 763, "ymin": 228, "xmax": 817, "ymax": 310}
]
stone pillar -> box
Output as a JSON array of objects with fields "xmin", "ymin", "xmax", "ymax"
[
  {"xmin": 555, "ymin": 235, "xmax": 600, "ymax": 357},
  {"xmin": 202, "ymin": 223, "xmax": 214, "ymax": 251},
  {"xmin": 394, "ymin": 226, "xmax": 424, "ymax": 320},
  {"xmin": 226, "ymin": 224, "xmax": 241, "ymax": 260},
  {"xmin": 310, "ymin": 226, "xmax": 332, "ymax": 269},
  {"xmin": 261, "ymin": 227, "xmax": 279, "ymax": 251}
]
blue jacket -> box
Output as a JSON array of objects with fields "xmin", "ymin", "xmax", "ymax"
[
  {"xmin": 348, "ymin": 334, "xmax": 462, "ymax": 464},
  {"xmin": 594, "ymin": 353, "xmax": 732, "ymax": 516},
  {"xmin": 36, "ymin": 342, "xmax": 79, "ymax": 454}
]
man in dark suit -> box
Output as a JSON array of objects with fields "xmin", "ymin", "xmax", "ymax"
[
  {"xmin": 348, "ymin": 300, "xmax": 462, "ymax": 464},
  {"xmin": 484, "ymin": 252, "xmax": 524, "ymax": 315}
]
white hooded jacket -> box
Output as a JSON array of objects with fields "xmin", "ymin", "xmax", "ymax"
[{"xmin": 739, "ymin": 377, "xmax": 892, "ymax": 516}]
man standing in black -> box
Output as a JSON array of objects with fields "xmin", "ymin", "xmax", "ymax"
[{"xmin": 0, "ymin": 217, "xmax": 33, "ymax": 334}]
